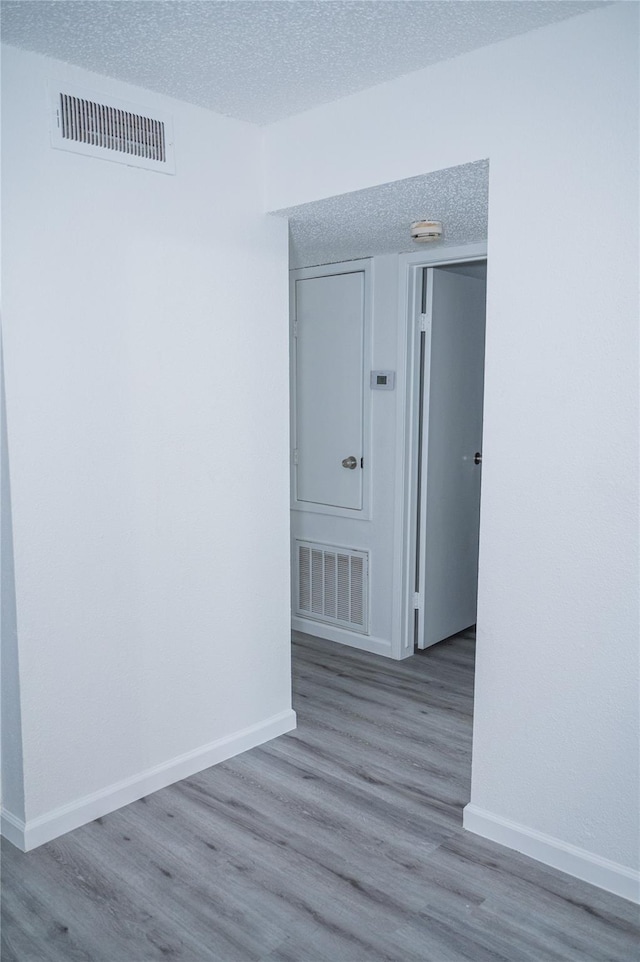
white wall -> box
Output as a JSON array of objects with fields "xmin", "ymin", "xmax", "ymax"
[
  {"xmin": 1, "ymin": 45, "xmax": 293, "ymax": 847},
  {"xmin": 264, "ymin": 3, "xmax": 639, "ymax": 898},
  {"xmin": 1, "ymin": 341, "xmax": 25, "ymax": 821}
]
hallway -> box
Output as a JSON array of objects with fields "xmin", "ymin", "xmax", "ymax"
[{"xmin": 2, "ymin": 630, "xmax": 637, "ymax": 961}]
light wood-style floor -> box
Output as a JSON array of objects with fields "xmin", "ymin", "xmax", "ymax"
[{"xmin": 2, "ymin": 629, "xmax": 638, "ymax": 961}]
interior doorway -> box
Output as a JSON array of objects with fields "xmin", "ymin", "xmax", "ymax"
[
  {"xmin": 288, "ymin": 247, "xmax": 488, "ymax": 659},
  {"xmin": 279, "ymin": 163, "xmax": 489, "ymax": 660},
  {"xmin": 399, "ymin": 251, "xmax": 488, "ymax": 657}
]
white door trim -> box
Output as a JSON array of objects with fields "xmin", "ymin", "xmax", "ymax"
[
  {"xmin": 389, "ymin": 242, "xmax": 488, "ymax": 659},
  {"xmin": 290, "ymin": 258, "xmax": 373, "ymax": 521}
]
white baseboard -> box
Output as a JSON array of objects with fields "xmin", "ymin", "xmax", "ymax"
[
  {"xmin": 291, "ymin": 616, "xmax": 392, "ymax": 657},
  {"xmin": 2, "ymin": 708, "xmax": 296, "ymax": 852},
  {"xmin": 1, "ymin": 808, "xmax": 26, "ymax": 850},
  {"xmin": 463, "ymin": 803, "xmax": 639, "ymax": 905}
]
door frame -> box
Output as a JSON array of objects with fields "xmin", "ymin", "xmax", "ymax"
[
  {"xmin": 390, "ymin": 243, "xmax": 488, "ymax": 659},
  {"xmin": 289, "ymin": 258, "xmax": 374, "ymax": 521}
]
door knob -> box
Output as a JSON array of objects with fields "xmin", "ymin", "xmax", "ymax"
[
  {"xmin": 474, "ymin": 452, "xmax": 482, "ymax": 465},
  {"xmin": 342, "ymin": 456, "xmax": 358, "ymax": 470}
]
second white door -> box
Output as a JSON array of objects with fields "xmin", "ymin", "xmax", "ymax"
[{"xmin": 417, "ymin": 266, "xmax": 486, "ymax": 649}]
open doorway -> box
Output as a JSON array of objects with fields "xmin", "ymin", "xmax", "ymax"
[
  {"xmin": 279, "ymin": 162, "xmax": 489, "ymax": 661},
  {"xmin": 411, "ymin": 260, "xmax": 487, "ymax": 652}
]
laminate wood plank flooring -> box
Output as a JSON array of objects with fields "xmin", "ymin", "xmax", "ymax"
[{"xmin": 2, "ymin": 629, "xmax": 638, "ymax": 961}]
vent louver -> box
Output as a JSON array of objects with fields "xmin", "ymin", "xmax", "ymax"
[
  {"xmin": 296, "ymin": 541, "xmax": 368, "ymax": 634},
  {"xmin": 50, "ymin": 85, "xmax": 175, "ymax": 174},
  {"xmin": 60, "ymin": 93, "xmax": 166, "ymax": 161}
]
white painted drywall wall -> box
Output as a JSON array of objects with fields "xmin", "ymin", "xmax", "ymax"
[
  {"xmin": 1, "ymin": 341, "xmax": 25, "ymax": 821},
  {"xmin": 1, "ymin": 45, "xmax": 293, "ymax": 843},
  {"xmin": 264, "ymin": 3, "xmax": 639, "ymax": 889}
]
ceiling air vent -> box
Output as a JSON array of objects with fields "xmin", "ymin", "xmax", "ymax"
[{"xmin": 50, "ymin": 85, "xmax": 175, "ymax": 174}]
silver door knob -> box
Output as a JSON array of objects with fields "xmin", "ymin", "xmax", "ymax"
[{"xmin": 342, "ymin": 456, "xmax": 358, "ymax": 469}]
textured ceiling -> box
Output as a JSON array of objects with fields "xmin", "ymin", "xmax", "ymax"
[
  {"xmin": 1, "ymin": 1, "xmax": 608, "ymax": 125},
  {"xmin": 278, "ymin": 160, "xmax": 489, "ymax": 269}
]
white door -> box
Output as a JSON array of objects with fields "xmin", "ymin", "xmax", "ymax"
[
  {"xmin": 293, "ymin": 270, "xmax": 364, "ymax": 511},
  {"xmin": 417, "ymin": 267, "xmax": 486, "ymax": 649}
]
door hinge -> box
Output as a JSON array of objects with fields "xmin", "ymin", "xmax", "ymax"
[
  {"xmin": 413, "ymin": 592, "xmax": 422, "ymax": 610},
  {"xmin": 293, "ymin": 320, "xmax": 299, "ymax": 338},
  {"xmin": 293, "ymin": 448, "xmax": 299, "ymax": 465},
  {"xmin": 419, "ymin": 313, "xmax": 430, "ymax": 333}
]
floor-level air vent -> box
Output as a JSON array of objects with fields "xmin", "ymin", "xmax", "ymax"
[
  {"xmin": 296, "ymin": 541, "xmax": 368, "ymax": 634},
  {"xmin": 50, "ymin": 85, "xmax": 175, "ymax": 174}
]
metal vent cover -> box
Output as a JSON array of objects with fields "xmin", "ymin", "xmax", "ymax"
[
  {"xmin": 296, "ymin": 541, "xmax": 368, "ymax": 634},
  {"xmin": 50, "ymin": 85, "xmax": 175, "ymax": 174}
]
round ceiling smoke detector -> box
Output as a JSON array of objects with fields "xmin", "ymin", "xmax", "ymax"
[{"xmin": 410, "ymin": 220, "xmax": 443, "ymax": 243}]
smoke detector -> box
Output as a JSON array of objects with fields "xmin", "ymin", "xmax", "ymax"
[{"xmin": 410, "ymin": 220, "xmax": 443, "ymax": 243}]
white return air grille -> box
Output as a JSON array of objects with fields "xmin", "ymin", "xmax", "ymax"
[
  {"xmin": 50, "ymin": 85, "xmax": 175, "ymax": 174},
  {"xmin": 296, "ymin": 541, "xmax": 368, "ymax": 634}
]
